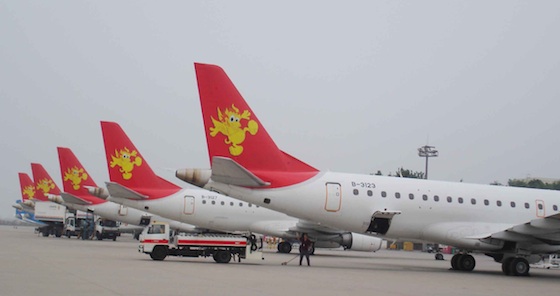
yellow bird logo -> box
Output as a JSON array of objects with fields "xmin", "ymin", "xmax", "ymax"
[
  {"xmin": 22, "ymin": 185, "xmax": 36, "ymax": 200},
  {"xmin": 36, "ymin": 178, "xmax": 55, "ymax": 196},
  {"xmin": 64, "ymin": 166, "xmax": 88, "ymax": 190},
  {"xmin": 110, "ymin": 147, "xmax": 142, "ymax": 180},
  {"xmin": 209, "ymin": 104, "xmax": 258, "ymax": 156}
]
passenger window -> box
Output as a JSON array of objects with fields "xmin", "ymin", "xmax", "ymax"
[
  {"xmin": 434, "ymin": 195, "xmax": 439, "ymax": 202},
  {"xmin": 554, "ymin": 205, "xmax": 558, "ymax": 211},
  {"xmin": 458, "ymin": 197, "xmax": 463, "ymax": 204},
  {"xmin": 202, "ymin": 200, "xmax": 207, "ymax": 204},
  {"xmin": 221, "ymin": 201, "xmax": 225, "ymax": 205},
  {"xmin": 497, "ymin": 200, "xmax": 502, "ymax": 207},
  {"xmin": 230, "ymin": 202, "xmax": 234, "ymax": 206},
  {"xmin": 353, "ymin": 189, "xmax": 359, "ymax": 196},
  {"xmin": 249, "ymin": 203, "xmax": 252, "ymax": 207},
  {"xmin": 538, "ymin": 204, "xmax": 543, "ymax": 210},
  {"xmin": 511, "ymin": 202, "xmax": 516, "ymax": 208},
  {"xmin": 409, "ymin": 194, "xmax": 414, "ymax": 200},
  {"xmin": 484, "ymin": 199, "xmax": 489, "ymax": 206},
  {"xmin": 395, "ymin": 192, "xmax": 401, "ymax": 199},
  {"xmin": 422, "ymin": 194, "xmax": 428, "ymax": 201},
  {"xmin": 239, "ymin": 202, "xmax": 243, "ymax": 207},
  {"xmin": 381, "ymin": 191, "xmax": 387, "ymax": 198},
  {"xmin": 211, "ymin": 201, "xmax": 216, "ymax": 205},
  {"xmin": 471, "ymin": 198, "xmax": 476, "ymax": 205},
  {"xmin": 524, "ymin": 203, "xmax": 529, "ymax": 209},
  {"xmin": 447, "ymin": 196, "xmax": 452, "ymax": 203},
  {"xmin": 367, "ymin": 190, "xmax": 373, "ymax": 197}
]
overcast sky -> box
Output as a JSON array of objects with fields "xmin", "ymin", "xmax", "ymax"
[{"xmin": 1, "ymin": 1, "xmax": 559, "ymax": 219}]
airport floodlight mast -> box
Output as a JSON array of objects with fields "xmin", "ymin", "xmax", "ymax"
[{"xmin": 418, "ymin": 145, "xmax": 438, "ymax": 179}]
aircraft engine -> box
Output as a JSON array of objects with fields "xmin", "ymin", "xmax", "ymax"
[
  {"xmin": 87, "ymin": 186, "xmax": 109, "ymax": 199},
  {"xmin": 176, "ymin": 168, "xmax": 212, "ymax": 188},
  {"xmin": 341, "ymin": 233, "xmax": 383, "ymax": 252}
]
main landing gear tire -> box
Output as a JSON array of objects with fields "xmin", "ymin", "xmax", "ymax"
[
  {"xmin": 502, "ymin": 257, "xmax": 530, "ymax": 276},
  {"xmin": 213, "ymin": 251, "xmax": 231, "ymax": 264},
  {"xmin": 277, "ymin": 242, "xmax": 292, "ymax": 254},
  {"xmin": 451, "ymin": 254, "xmax": 475, "ymax": 271},
  {"xmin": 149, "ymin": 246, "xmax": 168, "ymax": 261}
]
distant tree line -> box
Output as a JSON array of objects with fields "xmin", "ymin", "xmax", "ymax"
[{"xmin": 506, "ymin": 179, "xmax": 560, "ymax": 190}]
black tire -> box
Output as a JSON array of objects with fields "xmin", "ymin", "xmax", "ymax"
[
  {"xmin": 214, "ymin": 251, "xmax": 231, "ymax": 263},
  {"xmin": 435, "ymin": 253, "xmax": 444, "ymax": 260},
  {"xmin": 451, "ymin": 253, "xmax": 461, "ymax": 270},
  {"xmin": 510, "ymin": 258, "xmax": 530, "ymax": 276},
  {"xmin": 112, "ymin": 236, "xmax": 117, "ymax": 241},
  {"xmin": 42, "ymin": 230, "xmax": 49, "ymax": 237},
  {"xmin": 96, "ymin": 232, "xmax": 102, "ymax": 240},
  {"xmin": 150, "ymin": 246, "xmax": 167, "ymax": 261},
  {"xmin": 502, "ymin": 257, "xmax": 514, "ymax": 275},
  {"xmin": 277, "ymin": 242, "xmax": 292, "ymax": 254},
  {"xmin": 458, "ymin": 254, "xmax": 475, "ymax": 271}
]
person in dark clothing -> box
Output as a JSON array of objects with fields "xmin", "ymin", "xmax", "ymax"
[{"xmin": 299, "ymin": 233, "xmax": 313, "ymax": 266}]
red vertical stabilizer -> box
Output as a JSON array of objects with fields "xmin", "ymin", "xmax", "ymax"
[
  {"xmin": 18, "ymin": 173, "xmax": 36, "ymax": 203},
  {"xmin": 195, "ymin": 63, "xmax": 318, "ymax": 187},
  {"xmin": 57, "ymin": 147, "xmax": 105, "ymax": 205},
  {"xmin": 100, "ymin": 121, "xmax": 181, "ymax": 198},
  {"xmin": 31, "ymin": 163, "xmax": 62, "ymax": 201}
]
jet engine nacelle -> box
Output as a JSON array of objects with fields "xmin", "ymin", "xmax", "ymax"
[
  {"xmin": 86, "ymin": 186, "xmax": 109, "ymax": 199},
  {"xmin": 47, "ymin": 194, "xmax": 64, "ymax": 205},
  {"xmin": 342, "ymin": 233, "xmax": 383, "ymax": 252},
  {"xmin": 176, "ymin": 168, "xmax": 212, "ymax": 188}
]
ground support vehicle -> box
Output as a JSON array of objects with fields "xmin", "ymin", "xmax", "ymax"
[
  {"xmin": 95, "ymin": 218, "xmax": 120, "ymax": 241},
  {"xmin": 139, "ymin": 222, "xmax": 262, "ymax": 263},
  {"xmin": 34, "ymin": 201, "xmax": 67, "ymax": 237}
]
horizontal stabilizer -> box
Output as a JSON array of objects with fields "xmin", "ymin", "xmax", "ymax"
[
  {"xmin": 60, "ymin": 193, "xmax": 92, "ymax": 206},
  {"xmin": 211, "ymin": 157, "xmax": 270, "ymax": 187},
  {"xmin": 105, "ymin": 182, "xmax": 148, "ymax": 200}
]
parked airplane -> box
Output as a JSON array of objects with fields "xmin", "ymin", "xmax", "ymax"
[
  {"xmin": 13, "ymin": 200, "xmax": 45, "ymax": 226},
  {"xmin": 99, "ymin": 121, "xmax": 383, "ymax": 253},
  {"xmin": 15, "ymin": 173, "xmax": 36, "ymax": 213},
  {"xmin": 177, "ymin": 63, "xmax": 560, "ymax": 276},
  {"xmin": 52, "ymin": 147, "xmax": 197, "ymax": 234}
]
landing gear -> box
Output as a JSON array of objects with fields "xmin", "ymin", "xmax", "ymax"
[
  {"xmin": 277, "ymin": 242, "xmax": 292, "ymax": 253},
  {"xmin": 450, "ymin": 253, "xmax": 475, "ymax": 271},
  {"xmin": 502, "ymin": 257, "xmax": 530, "ymax": 276},
  {"xmin": 435, "ymin": 253, "xmax": 444, "ymax": 260}
]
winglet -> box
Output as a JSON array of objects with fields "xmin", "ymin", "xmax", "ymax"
[{"xmin": 100, "ymin": 121, "xmax": 181, "ymax": 198}]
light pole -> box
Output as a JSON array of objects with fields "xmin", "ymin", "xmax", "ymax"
[{"xmin": 418, "ymin": 145, "xmax": 438, "ymax": 179}]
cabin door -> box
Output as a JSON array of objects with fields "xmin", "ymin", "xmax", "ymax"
[
  {"xmin": 325, "ymin": 182, "xmax": 342, "ymax": 212},
  {"xmin": 184, "ymin": 196, "xmax": 195, "ymax": 215}
]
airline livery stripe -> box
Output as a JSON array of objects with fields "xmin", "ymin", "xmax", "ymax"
[
  {"xmin": 177, "ymin": 240, "xmax": 247, "ymax": 246},
  {"xmin": 141, "ymin": 239, "xmax": 169, "ymax": 244}
]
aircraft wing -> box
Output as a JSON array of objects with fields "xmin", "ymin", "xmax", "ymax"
[
  {"xmin": 488, "ymin": 213, "xmax": 560, "ymax": 244},
  {"xmin": 60, "ymin": 192, "xmax": 92, "ymax": 206}
]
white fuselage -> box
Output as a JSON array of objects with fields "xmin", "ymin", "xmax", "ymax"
[
  {"xmin": 205, "ymin": 172, "xmax": 560, "ymax": 253},
  {"xmin": 65, "ymin": 201, "xmax": 196, "ymax": 233},
  {"xmin": 108, "ymin": 188, "xmax": 300, "ymax": 237}
]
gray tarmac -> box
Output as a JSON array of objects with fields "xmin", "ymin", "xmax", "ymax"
[{"xmin": 1, "ymin": 225, "xmax": 559, "ymax": 296}]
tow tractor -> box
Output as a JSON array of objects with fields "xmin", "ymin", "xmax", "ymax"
[{"xmin": 138, "ymin": 222, "xmax": 262, "ymax": 263}]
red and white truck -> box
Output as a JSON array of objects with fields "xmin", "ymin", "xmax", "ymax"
[{"xmin": 138, "ymin": 222, "xmax": 262, "ymax": 263}]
